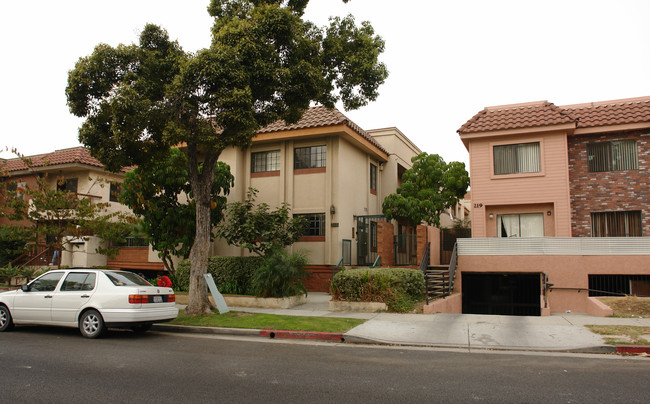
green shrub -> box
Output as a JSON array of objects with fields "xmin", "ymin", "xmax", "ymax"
[
  {"xmin": 331, "ymin": 267, "xmax": 425, "ymax": 312},
  {"xmin": 250, "ymin": 248, "xmax": 308, "ymax": 298},
  {"xmin": 175, "ymin": 256, "xmax": 264, "ymax": 293}
]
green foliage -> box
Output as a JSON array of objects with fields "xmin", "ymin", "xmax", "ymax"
[
  {"xmin": 217, "ymin": 188, "xmax": 305, "ymax": 256},
  {"xmin": 175, "ymin": 256, "xmax": 264, "ymax": 293},
  {"xmin": 171, "ymin": 310, "xmax": 364, "ymax": 333},
  {"xmin": 250, "ymin": 248, "xmax": 309, "ymax": 298},
  {"xmin": 0, "ymin": 225, "xmax": 33, "ymax": 267},
  {"xmin": 331, "ymin": 268, "xmax": 425, "ymax": 312},
  {"xmin": 0, "ymin": 152, "xmax": 134, "ymax": 260},
  {"xmin": 17, "ymin": 266, "xmax": 40, "ymax": 283},
  {"xmin": 66, "ymin": 0, "xmax": 388, "ymax": 314},
  {"xmin": 0, "ymin": 264, "xmax": 21, "ymax": 286},
  {"xmin": 120, "ymin": 149, "xmax": 234, "ymax": 273},
  {"xmin": 382, "ymin": 153, "xmax": 469, "ymax": 228}
]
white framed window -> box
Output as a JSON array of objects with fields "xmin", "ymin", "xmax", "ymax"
[
  {"xmin": 497, "ymin": 213, "xmax": 544, "ymax": 237},
  {"xmin": 493, "ymin": 142, "xmax": 541, "ymax": 175}
]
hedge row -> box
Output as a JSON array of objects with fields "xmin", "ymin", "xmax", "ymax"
[
  {"xmin": 330, "ymin": 267, "xmax": 425, "ymax": 312},
  {"xmin": 175, "ymin": 256, "xmax": 264, "ymax": 294}
]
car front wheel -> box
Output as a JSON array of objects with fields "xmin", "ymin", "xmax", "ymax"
[
  {"xmin": 79, "ymin": 310, "xmax": 106, "ymax": 338},
  {"xmin": 0, "ymin": 305, "xmax": 14, "ymax": 332}
]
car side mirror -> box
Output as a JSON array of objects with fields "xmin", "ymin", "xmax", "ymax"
[{"xmin": 21, "ymin": 284, "xmax": 30, "ymax": 292}]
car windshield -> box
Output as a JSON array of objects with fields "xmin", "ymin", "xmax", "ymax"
[{"xmin": 104, "ymin": 271, "xmax": 152, "ymax": 287}]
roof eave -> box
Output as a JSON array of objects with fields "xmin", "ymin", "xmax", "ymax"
[
  {"xmin": 254, "ymin": 124, "xmax": 389, "ymax": 162},
  {"xmin": 572, "ymin": 121, "xmax": 650, "ymax": 135},
  {"xmin": 459, "ymin": 122, "xmax": 576, "ymax": 143}
]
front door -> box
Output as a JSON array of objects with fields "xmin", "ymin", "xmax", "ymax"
[{"xmin": 356, "ymin": 215, "xmax": 384, "ymax": 266}]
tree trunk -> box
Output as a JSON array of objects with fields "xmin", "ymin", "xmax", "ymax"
[
  {"xmin": 185, "ymin": 146, "xmax": 220, "ymax": 315},
  {"xmin": 162, "ymin": 255, "xmax": 176, "ymax": 275}
]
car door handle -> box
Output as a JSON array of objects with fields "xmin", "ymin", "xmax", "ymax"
[
  {"xmin": 44, "ymin": 295, "xmax": 53, "ymax": 299},
  {"xmin": 81, "ymin": 295, "xmax": 90, "ymax": 298}
]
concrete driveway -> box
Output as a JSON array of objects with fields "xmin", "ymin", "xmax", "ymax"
[{"xmin": 344, "ymin": 313, "xmax": 610, "ymax": 351}]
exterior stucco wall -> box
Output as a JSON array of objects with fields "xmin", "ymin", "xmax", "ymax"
[
  {"xmin": 468, "ymin": 131, "xmax": 572, "ymax": 238},
  {"xmin": 369, "ymin": 128, "xmax": 419, "ymax": 202},
  {"xmin": 567, "ymin": 130, "xmax": 650, "ymax": 237},
  {"xmin": 209, "ymin": 128, "xmax": 419, "ymax": 267},
  {"xmin": 458, "ymin": 254, "xmax": 648, "ymax": 313}
]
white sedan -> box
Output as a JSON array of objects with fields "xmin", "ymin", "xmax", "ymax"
[{"xmin": 0, "ymin": 269, "xmax": 178, "ymax": 338}]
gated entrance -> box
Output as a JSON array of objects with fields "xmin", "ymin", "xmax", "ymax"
[
  {"xmin": 462, "ymin": 273, "xmax": 541, "ymax": 316},
  {"xmin": 440, "ymin": 228, "xmax": 471, "ymax": 265},
  {"xmin": 356, "ymin": 215, "xmax": 385, "ymax": 266},
  {"xmin": 394, "ymin": 226, "xmax": 417, "ymax": 266}
]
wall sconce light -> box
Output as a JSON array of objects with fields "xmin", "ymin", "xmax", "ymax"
[
  {"xmin": 330, "ymin": 204, "xmax": 336, "ymax": 215},
  {"xmin": 488, "ymin": 213, "xmax": 494, "ymax": 219},
  {"xmin": 547, "ymin": 211, "xmax": 552, "ymax": 216}
]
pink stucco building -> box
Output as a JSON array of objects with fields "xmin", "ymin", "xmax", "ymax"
[{"xmin": 427, "ymin": 96, "xmax": 650, "ymax": 316}]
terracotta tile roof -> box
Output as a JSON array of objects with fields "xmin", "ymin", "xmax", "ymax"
[
  {"xmin": 1, "ymin": 147, "xmax": 105, "ymax": 173},
  {"xmin": 458, "ymin": 96, "xmax": 650, "ymax": 134},
  {"xmin": 457, "ymin": 101, "xmax": 575, "ymax": 134},
  {"xmin": 562, "ymin": 96, "xmax": 650, "ymax": 128},
  {"xmin": 258, "ymin": 106, "xmax": 387, "ymax": 154}
]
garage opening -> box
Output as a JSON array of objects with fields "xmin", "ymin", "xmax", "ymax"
[{"xmin": 462, "ymin": 273, "xmax": 541, "ymax": 316}]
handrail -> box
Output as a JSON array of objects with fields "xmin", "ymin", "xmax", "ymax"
[
  {"xmin": 447, "ymin": 242, "xmax": 458, "ymax": 294},
  {"xmin": 549, "ymin": 287, "xmax": 629, "ymax": 296},
  {"xmin": 332, "ymin": 258, "xmax": 344, "ymax": 282},
  {"xmin": 11, "ymin": 244, "xmax": 53, "ymax": 267},
  {"xmin": 419, "ymin": 242, "xmax": 430, "ymax": 273},
  {"xmin": 370, "ymin": 255, "xmax": 381, "ymax": 268}
]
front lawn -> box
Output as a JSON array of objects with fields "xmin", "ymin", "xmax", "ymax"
[
  {"xmin": 170, "ymin": 310, "xmax": 365, "ymax": 333},
  {"xmin": 599, "ymin": 296, "xmax": 650, "ymax": 318},
  {"xmin": 586, "ymin": 325, "xmax": 650, "ymax": 346}
]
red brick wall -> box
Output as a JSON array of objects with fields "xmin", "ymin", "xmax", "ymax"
[
  {"xmin": 567, "ymin": 130, "xmax": 650, "ymax": 236},
  {"xmin": 304, "ymin": 266, "xmax": 338, "ymax": 292},
  {"xmin": 376, "ymin": 221, "xmax": 394, "ymax": 267},
  {"xmin": 416, "ymin": 225, "xmax": 429, "ymax": 265}
]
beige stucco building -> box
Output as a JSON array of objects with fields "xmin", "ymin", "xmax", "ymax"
[
  {"xmin": 209, "ymin": 107, "xmax": 423, "ymax": 288},
  {"xmin": 0, "ymin": 147, "xmax": 164, "ymax": 271}
]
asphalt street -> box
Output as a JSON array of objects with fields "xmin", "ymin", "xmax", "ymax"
[{"xmin": 1, "ymin": 327, "xmax": 648, "ymax": 403}]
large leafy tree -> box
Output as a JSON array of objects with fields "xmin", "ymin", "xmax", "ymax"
[
  {"xmin": 120, "ymin": 149, "xmax": 234, "ymax": 274},
  {"xmin": 66, "ymin": 0, "xmax": 388, "ymax": 315},
  {"xmin": 382, "ymin": 153, "xmax": 470, "ymax": 228}
]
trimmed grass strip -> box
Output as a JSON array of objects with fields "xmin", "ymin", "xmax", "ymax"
[
  {"xmin": 170, "ymin": 310, "xmax": 365, "ymax": 333},
  {"xmin": 586, "ymin": 325, "xmax": 650, "ymax": 345}
]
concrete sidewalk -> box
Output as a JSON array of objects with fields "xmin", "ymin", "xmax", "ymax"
[{"xmin": 170, "ymin": 292, "xmax": 650, "ymax": 353}]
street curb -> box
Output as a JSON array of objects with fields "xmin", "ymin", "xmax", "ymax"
[
  {"xmin": 343, "ymin": 334, "xmax": 618, "ymax": 353},
  {"xmin": 616, "ymin": 345, "xmax": 650, "ymax": 354},
  {"xmin": 260, "ymin": 330, "xmax": 344, "ymax": 341},
  {"xmin": 153, "ymin": 324, "xmax": 626, "ymax": 354},
  {"xmin": 153, "ymin": 324, "xmax": 345, "ymax": 342},
  {"xmin": 152, "ymin": 323, "xmax": 260, "ymax": 336}
]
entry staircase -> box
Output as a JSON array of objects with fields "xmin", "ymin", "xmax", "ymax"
[{"xmin": 420, "ymin": 242, "xmax": 458, "ymax": 304}]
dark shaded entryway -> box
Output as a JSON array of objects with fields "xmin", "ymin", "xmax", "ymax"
[{"xmin": 462, "ymin": 273, "xmax": 541, "ymax": 316}]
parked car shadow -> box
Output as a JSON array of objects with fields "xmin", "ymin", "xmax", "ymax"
[{"xmin": 6, "ymin": 325, "xmax": 166, "ymax": 340}]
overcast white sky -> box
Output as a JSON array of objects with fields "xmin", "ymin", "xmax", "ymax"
[{"xmin": 2, "ymin": 0, "xmax": 650, "ymax": 166}]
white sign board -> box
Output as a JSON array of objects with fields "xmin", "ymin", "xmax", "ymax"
[{"xmin": 203, "ymin": 273, "xmax": 230, "ymax": 314}]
